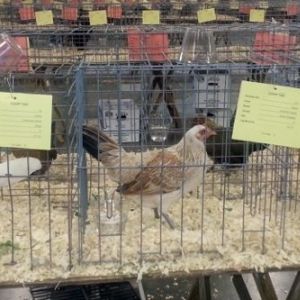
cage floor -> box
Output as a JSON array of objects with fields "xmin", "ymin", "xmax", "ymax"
[
  {"xmin": 28, "ymin": 46, "xmax": 300, "ymax": 65},
  {"xmin": 0, "ymin": 150, "xmax": 300, "ymax": 285}
]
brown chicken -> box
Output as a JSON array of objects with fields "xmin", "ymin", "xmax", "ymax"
[{"xmin": 83, "ymin": 124, "xmax": 216, "ymax": 228}]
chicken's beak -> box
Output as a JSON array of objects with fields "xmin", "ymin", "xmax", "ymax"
[
  {"xmin": 207, "ymin": 128, "xmax": 217, "ymax": 138},
  {"xmin": 204, "ymin": 127, "xmax": 217, "ymax": 140},
  {"xmin": 198, "ymin": 127, "xmax": 217, "ymax": 141}
]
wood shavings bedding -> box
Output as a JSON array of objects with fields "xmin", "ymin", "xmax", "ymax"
[{"xmin": 0, "ymin": 149, "xmax": 300, "ymax": 284}]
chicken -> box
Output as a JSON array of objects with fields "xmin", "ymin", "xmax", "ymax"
[
  {"xmin": 12, "ymin": 149, "xmax": 57, "ymax": 175},
  {"xmin": 83, "ymin": 124, "xmax": 216, "ymax": 228},
  {"xmin": 192, "ymin": 112, "xmax": 267, "ymax": 167},
  {"xmin": 49, "ymin": 9, "xmax": 92, "ymax": 51},
  {"xmin": 0, "ymin": 157, "xmax": 42, "ymax": 188}
]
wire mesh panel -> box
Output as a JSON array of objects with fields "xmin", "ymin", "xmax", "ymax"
[
  {"xmin": 0, "ymin": 71, "xmax": 81, "ymax": 281},
  {"xmin": 75, "ymin": 25, "xmax": 300, "ymax": 281},
  {"xmin": 1, "ymin": 22, "xmax": 299, "ymax": 73},
  {"xmin": 0, "ymin": 22, "xmax": 300, "ymax": 285}
]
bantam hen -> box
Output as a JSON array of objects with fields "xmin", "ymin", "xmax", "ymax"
[
  {"xmin": 83, "ymin": 124, "xmax": 216, "ymax": 228},
  {"xmin": 192, "ymin": 112, "xmax": 267, "ymax": 167}
]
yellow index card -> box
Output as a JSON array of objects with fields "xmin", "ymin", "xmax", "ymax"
[
  {"xmin": 249, "ymin": 9, "xmax": 266, "ymax": 22},
  {"xmin": 89, "ymin": 10, "xmax": 107, "ymax": 25},
  {"xmin": 142, "ymin": 10, "xmax": 160, "ymax": 25},
  {"xmin": 197, "ymin": 8, "xmax": 216, "ymax": 23},
  {"xmin": 0, "ymin": 93, "xmax": 52, "ymax": 150},
  {"xmin": 232, "ymin": 81, "xmax": 300, "ymax": 148},
  {"xmin": 36, "ymin": 10, "xmax": 54, "ymax": 26}
]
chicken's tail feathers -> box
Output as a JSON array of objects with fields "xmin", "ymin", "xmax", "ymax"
[{"xmin": 82, "ymin": 125, "xmax": 119, "ymax": 160}]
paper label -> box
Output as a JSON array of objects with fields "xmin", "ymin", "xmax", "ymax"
[
  {"xmin": 142, "ymin": 10, "xmax": 160, "ymax": 24},
  {"xmin": 249, "ymin": 9, "xmax": 266, "ymax": 22},
  {"xmin": 197, "ymin": 8, "xmax": 216, "ymax": 23},
  {"xmin": 0, "ymin": 93, "xmax": 52, "ymax": 150},
  {"xmin": 36, "ymin": 10, "xmax": 54, "ymax": 26},
  {"xmin": 89, "ymin": 10, "xmax": 107, "ymax": 25},
  {"xmin": 232, "ymin": 81, "xmax": 300, "ymax": 148}
]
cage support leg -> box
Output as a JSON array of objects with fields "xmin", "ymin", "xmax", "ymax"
[
  {"xmin": 137, "ymin": 279, "xmax": 146, "ymax": 300},
  {"xmin": 253, "ymin": 272, "xmax": 277, "ymax": 300},
  {"xmin": 232, "ymin": 274, "xmax": 252, "ymax": 300},
  {"xmin": 188, "ymin": 276, "xmax": 211, "ymax": 300},
  {"xmin": 287, "ymin": 271, "xmax": 300, "ymax": 300}
]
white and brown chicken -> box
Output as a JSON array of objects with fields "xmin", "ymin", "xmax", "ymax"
[{"xmin": 82, "ymin": 124, "xmax": 216, "ymax": 228}]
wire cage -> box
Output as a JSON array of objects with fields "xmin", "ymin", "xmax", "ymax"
[
  {"xmin": 71, "ymin": 23, "xmax": 300, "ymax": 282},
  {"xmin": 0, "ymin": 22, "xmax": 299, "ymax": 285},
  {"xmin": 0, "ymin": 71, "xmax": 83, "ymax": 281},
  {"xmin": 0, "ymin": 0, "xmax": 299, "ymax": 30},
  {"xmin": 1, "ymin": 22, "xmax": 300, "ymax": 73}
]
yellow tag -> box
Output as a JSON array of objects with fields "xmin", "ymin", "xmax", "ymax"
[
  {"xmin": 232, "ymin": 81, "xmax": 300, "ymax": 148},
  {"xmin": 36, "ymin": 10, "xmax": 54, "ymax": 26},
  {"xmin": 142, "ymin": 10, "xmax": 160, "ymax": 25},
  {"xmin": 0, "ymin": 93, "xmax": 53, "ymax": 150},
  {"xmin": 249, "ymin": 9, "xmax": 265, "ymax": 22},
  {"xmin": 89, "ymin": 10, "xmax": 107, "ymax": 25},
  {"xmin": 197, "ymin": 8, "xmax": 216, "ymax": 23}
]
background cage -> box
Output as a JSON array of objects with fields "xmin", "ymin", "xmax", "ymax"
[
  {"xmin": 0, "ymin": 0, "xmax": 299, "ymax": 29},
  {"xmin": 1, "ymin": 23, "xmax": 300, "ymax": 76}
]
